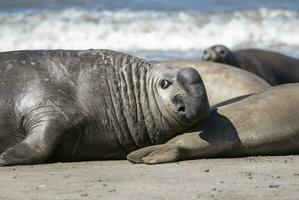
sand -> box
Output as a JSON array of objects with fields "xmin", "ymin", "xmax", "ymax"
[{"xmin": 1, "ymin": 156, "xmax": 299, "ymax": 200}]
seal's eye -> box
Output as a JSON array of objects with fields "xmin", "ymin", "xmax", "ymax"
[
  {"xmin": 160, "ymin": 79, "xmax": 172, "ymax": 89},
  {"xmin": 218, "ymin": 49, "xmax": 226, "ymax": 56}
]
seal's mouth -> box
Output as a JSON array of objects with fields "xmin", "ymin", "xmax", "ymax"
[{"xmin": 173, "ymin": 94, "xmax": 186, "ymax": 114}]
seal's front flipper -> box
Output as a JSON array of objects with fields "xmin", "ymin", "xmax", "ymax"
[
  {"xmin": 127, "ymin": 132, "xmax": 223, "ymax": 164},
  {"xmin": 0, "ymin": 117, "xmax": 67, "ymax": 166},
  {"xmin": 0, "ymin": 142, "xmax": 49, "ymax": 166},
  {"xmin": 127, "ymin": 144, "xmax": 184, "ymax": 164},
  {"xmin": 0, "ymin": 103, "xmax": 80, "ymax": 166}
]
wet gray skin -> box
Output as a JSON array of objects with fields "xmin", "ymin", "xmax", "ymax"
[
  {"xmin": 202, "ymin": 44, "xmax": 299, "ymax": 86},
  {"xmin": 0, "ymin": 49, "xmax": 209, "ymax": 166}
]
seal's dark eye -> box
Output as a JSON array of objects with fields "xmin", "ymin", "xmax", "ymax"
[
  {"xmin": 218, "ymin": 49, "xmax": 226, "ymax": 56},
  {"xmin": 160, "ymin": 79, "xmax": 172, "ymax": 89}
]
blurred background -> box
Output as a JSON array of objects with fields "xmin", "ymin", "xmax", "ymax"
[{"xmin": 0, "ymin": 0, "xmax": 298, "ymax": 60}]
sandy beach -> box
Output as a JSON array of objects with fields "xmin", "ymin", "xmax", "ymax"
[{"xmin": 1, "ymin": 156, "xmax": 298, "ymax": 200}]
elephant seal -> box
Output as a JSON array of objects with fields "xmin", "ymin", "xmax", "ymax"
[
  {"xmin": 202, "ymin": 45, "xmax": 299, "ymax": 86},
  {"xmin": 163, "ymin": 61, "xmax": 270, "ymax": 106},
  {"xmin": 127, "ymin": 83, "xmax": 299, "ymax": 164},
  {"xmin": 0, "ymin": 49, "xmax": 210, "ymax": 166}
]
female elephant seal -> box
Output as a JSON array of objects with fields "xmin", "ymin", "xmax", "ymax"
[
  {"xmin": 128, "ymin": 83, "xmax": 299, "ymax": 164},
  {"xmin": 0, "ymin": 49, "xmax": 210, "ymax": 166},
  {"xmin": 202, "ymin": 45, "xmax": 299, "ymax": 86}
]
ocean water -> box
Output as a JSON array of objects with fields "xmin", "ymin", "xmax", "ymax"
[{"xmin": 0, "ymin": 0, "xmax": 298, "ymax": 60}]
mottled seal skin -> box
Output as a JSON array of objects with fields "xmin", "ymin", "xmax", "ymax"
[
  {"xmin": 202, "ymin": 45, "xmax": 299, "ymax": 86},
  {"xmin": 0, "ymin": 49, "xmax": 210, "ymax": 166},
  {"xmin": 163, "ymin": 61, "xmax": 270, "ymax": 106},
  {"xmin": 128, "ymin": 83, "xmax": 299, "ymax": 164}
]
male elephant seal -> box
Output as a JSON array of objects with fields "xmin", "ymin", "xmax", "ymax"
[
  {"xmin": 202, "ymin": 45, "xmax": 299, "ymax": 85},
  {"xmin": 128, "ymin": 83, "xmax": 299, "ymax": 164},
  {"xmin": 162, "ymin": 61, "xmax": 270, "ymax": 106},
  {"xmin": 0, "ymin": 49, "xmax": 210, "ymax": 166}
]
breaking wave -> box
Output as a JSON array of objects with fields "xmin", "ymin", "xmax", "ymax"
[{"xmin": 0, "ymin": 8, "xmax": 298, "ymax": 59}]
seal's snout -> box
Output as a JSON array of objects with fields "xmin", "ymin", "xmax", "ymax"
[
  {"xmin": 202, "ymin": 49, "xmax": 214, "ymax": 61},
  {"xmin": 177, "ymin": 67, "xmax": 202, "ymax": 85},
  {"xmin": 177, "ymin": 68, "xmax": 209, "ymax": 121},
  {"xmin": 202, "ymin": 50, "xmax": 211, "ymax": 60}
]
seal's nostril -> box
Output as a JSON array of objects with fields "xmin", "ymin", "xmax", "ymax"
[
  {"xmin": 177, "ymin": 105, "xmax": 185, "ymax": 112},
  {"xmin": 173, "ymin": 95, "xmax": 185, "ymax": 113}
]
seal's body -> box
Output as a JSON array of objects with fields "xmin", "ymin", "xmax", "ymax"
[
  {"xmin": 0, "ymin": 49, "xmax": 209, "ymax": 166},
  {"xmin": 128, "ymin": 83, "xmax": 299, "ymax": 164},
  {"xmin": 202, "ymin": 45, "xmax": 299, "ymax": 85}
]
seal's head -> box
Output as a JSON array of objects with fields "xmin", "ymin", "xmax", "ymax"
[
  {"xmin": 149, "ymin": 63, "xmax": 210, "ymax": 127},
  {"xmin": 116, "ymin": 61, "xmax": 211, "ymax": 145},
  {"xmin": 202, "ymin": 45, "xmax": 240, "ymax": 67}
]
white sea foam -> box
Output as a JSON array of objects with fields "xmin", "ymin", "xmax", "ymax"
[{"xmin": 0, "ymin": 8, "xmax": 298, "ymax": 58}]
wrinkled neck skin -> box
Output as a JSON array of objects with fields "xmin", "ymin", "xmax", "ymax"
[{"xmin": 76, "ymin": 52, "xmax": 197, "ymax": 158}]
